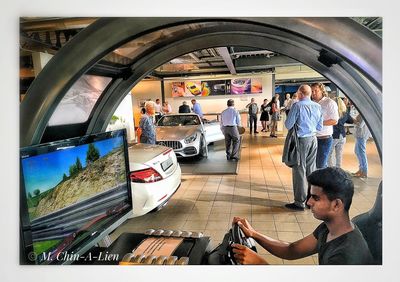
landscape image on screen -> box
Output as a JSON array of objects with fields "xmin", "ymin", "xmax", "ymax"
[{"xmin": 21, "ymin": 135, "xmax": 129, "ymax": 263}]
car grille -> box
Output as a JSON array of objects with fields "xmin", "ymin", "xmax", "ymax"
[{"xmin": 156, "ymin": 141, "xmax": 183, "ymax": 149}]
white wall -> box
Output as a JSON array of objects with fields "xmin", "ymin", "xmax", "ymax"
[
  {"xmin": 164, "ymin": 73, "xmax": 274, "ymax": 114},
  {"xmin": 106, "ymin": 94, "xmax": 136, "ymax": 143}
]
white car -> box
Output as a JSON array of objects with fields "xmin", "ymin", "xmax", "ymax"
[
  {"xmin": 155, "ymin": 113, "xmax": 225, "ymax": 158},
  {"xmin": 128, "ymin": 143, "xmax": 181, "ymax": 218}
]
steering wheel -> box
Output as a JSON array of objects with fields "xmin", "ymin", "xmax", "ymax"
[{"xmin": 228, "ymin": 223, "xmax": 257, "ymax": 265}]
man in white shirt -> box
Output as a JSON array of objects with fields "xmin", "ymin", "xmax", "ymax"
[
  {"xmin": 221, "ymin": 99, "xmax": 242, "ymax": 161},
  {"xmin": 154, "ymin": 98, "xmax": 162, "ymax": 122},
  {"xmin": 311, "ymin": 83, "xmax": 339, "ymax": 169},
  {"xmin": 283, "ymin": 93, "xmax": 292, "ymax": 116}
]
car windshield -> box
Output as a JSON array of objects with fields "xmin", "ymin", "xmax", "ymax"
[{"xmin": 158, "ymin": 115, "xmax": 200, "ymax": 126}]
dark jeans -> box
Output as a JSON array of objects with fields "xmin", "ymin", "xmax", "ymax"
[
  {"xmin": 316, "ymin": 136, "xmax": 333, "ymax": 169},
  {"xmin": 249, "ymin": 114, "xmax": 257, "ymax": 133}
]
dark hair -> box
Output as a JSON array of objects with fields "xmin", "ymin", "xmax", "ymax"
[
  {"xmin": 271, "ymin": 96, "xmax": 277, "ymax": 103},
  {"xmin": 307, "ymin": 167, "xmax": 354, "ymax": 211},
  {"xmin": 141, "ymin": 107, "xmax": 146, "ymax": 114},
  {"xmin": 227, "ymin": 99, "xmax": 234, "ymax": 107}
]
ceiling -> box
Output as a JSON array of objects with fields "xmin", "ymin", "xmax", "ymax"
[{"xmin": 20, "ymin": 17, "xmax": 382, "ymax": 93}]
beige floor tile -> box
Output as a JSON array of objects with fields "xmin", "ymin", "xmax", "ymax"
[
  {"xmin": 183, "ymin": 220, "xmax": 208, "ymax": 230},
  {"xmin": 205, "ymin": 220, "xmax": 231, "ymax": 230},
  {"xmin": 208, "ymin": 212, "xmax": 232, "ymax": 221},
  {"xmin": 275, "ymin": 222, "xmax": 301, "ymax": 232},
  {"xmin": 251, "ymin": 221, "xmax": 276, "ymax": 231},
  {"xmin": 211, "ymin": 206, "xmax": 232, "ymax": 214}
]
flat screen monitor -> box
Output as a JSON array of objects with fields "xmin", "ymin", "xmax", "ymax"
[{"xmin": 20, "ymin": 129, "xmax": 132, "ymax": 264}]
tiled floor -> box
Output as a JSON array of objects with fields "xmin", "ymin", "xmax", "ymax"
[{"xmin": 111, "ymin": 127, "xmax": 382, "ymax": 265}]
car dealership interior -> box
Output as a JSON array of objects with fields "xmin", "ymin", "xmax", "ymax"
[{"xmin": 16, "ymin": 15, "xmax": 386, "ymax": 274}]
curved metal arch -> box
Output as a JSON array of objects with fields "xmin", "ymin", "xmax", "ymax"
[
  {"xmin": 87, "ymin": 29, "xmax": 381, "ymax": 160},
  {"xmin": 21, "ymin": 17, "xmax": 382, "ymax": 159}
]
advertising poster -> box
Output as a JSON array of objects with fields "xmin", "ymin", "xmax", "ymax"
[
  {"xmin": 184, "ymin": 81, "xmax": 202, "ymax": 96},
  {"xmin": 171, "ymin": 82, "xmax": 186, "ymax": 97},
  {"xmin": 251, "ymin": 77, "xmax": 263, "ymax": 93},
  {"xmin": 230, "ymin": 78, "xmax": 252, "ymax": 94},
  {"xmin": 200, "ymin": 80, "xmax": 227, "ymax": 96}
]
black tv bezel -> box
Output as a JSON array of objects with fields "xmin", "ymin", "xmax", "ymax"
[{"xmin": 19, "ymin": 129, "xmax": 133, "ymax": 265}]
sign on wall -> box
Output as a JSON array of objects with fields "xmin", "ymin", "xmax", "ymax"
[{"xmin": 171, "ymin": 77, "xmax": 263, "ymax": 97}]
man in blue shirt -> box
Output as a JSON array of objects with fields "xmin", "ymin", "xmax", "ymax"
[
  {"xmin": 220, "ymin": 99, "xmax": 242, "ymax": 161},
  {"xmin": 191, "ymin": 99, "xmax": 203, "ymax": 118},
  {"xmin": 284, "ymin": 85, "xmax": 323, "ymax": 210}
]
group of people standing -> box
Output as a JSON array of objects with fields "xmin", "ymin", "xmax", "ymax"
[
  {"xmin": 284, "ymin": 83, "xmax": 371, "ymax": 211},
  {"xmin": 246, "ymin": 93, "xmax": 299, "ymax": 138}
]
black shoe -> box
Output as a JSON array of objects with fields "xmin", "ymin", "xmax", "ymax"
[
  {"xmin": 254, "ymin": 131, "xmax": 259, "ymax": 134},
  {"xmin": 230, "ymin": 157, "xmax": 239, "ymax": 162},
  {"xmin": 285, "ymin": 203, "xmax": 304, "ymax": 211}
]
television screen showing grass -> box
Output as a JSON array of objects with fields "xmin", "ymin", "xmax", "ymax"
[{"xmin": 20, "ymin": 129, "xmax": 132, "ymax": 264}]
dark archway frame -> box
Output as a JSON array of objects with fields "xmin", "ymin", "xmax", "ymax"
[{"xmin": 20, "ymin": 18, "xmax": 382, "ymax": 161}]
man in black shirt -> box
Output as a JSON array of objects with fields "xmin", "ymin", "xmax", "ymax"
[
  {"xmin": 231, "ymin": 167, "xmax": 373, "ymax": 265},
  {"xmin": 178, "ymin": 101, "xmax": 191, "ymax": 113}
]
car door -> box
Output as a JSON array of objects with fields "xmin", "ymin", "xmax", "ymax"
[{"xmin": 203, "ymin": 120, "xmax": 225, "ymax": 144}]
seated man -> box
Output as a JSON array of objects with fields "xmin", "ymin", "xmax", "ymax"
[{"xmin": 232, "ymin": 167, "xmax": 373, "ymax": 265}]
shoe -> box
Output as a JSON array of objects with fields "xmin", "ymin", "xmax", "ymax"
[
  {"xmin": 254, "ymin": 131, "xmax": 259, "ymax": 134},
  {"xmin": 261, "ymin": 129, "xmax": 266, "ymax": 132},
  {"xmin": 230, "ymin": 157, "xmax": 239, "ymax": 162},
  {"xmin": 285, "ymin": 203, "xmax": 304, "ymax": 211}
]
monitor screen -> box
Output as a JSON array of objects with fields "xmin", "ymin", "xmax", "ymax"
[{"xmin": 20, "ymin": 129, "xmax": 132, "ymax": 265}]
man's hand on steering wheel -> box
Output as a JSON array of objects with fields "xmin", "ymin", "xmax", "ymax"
[
  {"xmin": 232, "ymin": 217, "xmax": 256, "ymax": 238},
  {"xmin": 231, "ymin": 244, "xmax": 267, "ymax": 265}
]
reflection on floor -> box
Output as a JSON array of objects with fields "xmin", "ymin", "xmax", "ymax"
[
  {"xmin": 178, "ymin": 139, "xmax": 241, "ymax": 175},
  {"xmin": 111, "ymin": 130, "xmax": 382, "ymax": 265}
]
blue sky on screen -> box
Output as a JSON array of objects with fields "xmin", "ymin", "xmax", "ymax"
[{"xmin": 21, "ymin": 136, "xmax": 123, "ymax": 196}]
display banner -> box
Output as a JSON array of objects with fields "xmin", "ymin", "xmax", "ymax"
[
  {"xmin": 172, "ymin": 77, "xmax": 262, "ymax": 97},
  {"xmin": 200, "ymin": 80, "xmax": 227, "ymax": 96},
  {"xmin": 171, "ymin": 82, "xmax": 186, "ymax": 97}
]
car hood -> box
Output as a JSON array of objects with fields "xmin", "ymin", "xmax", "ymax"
[
  {"xmin": 156, "ymin": 126, "xmax": 199, "ymax": 141},
  {"xmin": 128, "ymin": 143, "xmax": 169, "ymax": 165}
]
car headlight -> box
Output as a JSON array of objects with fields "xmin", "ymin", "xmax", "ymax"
[{"xmin": 184, "ymin": 133, "xmax": 198, "ymax": 144}]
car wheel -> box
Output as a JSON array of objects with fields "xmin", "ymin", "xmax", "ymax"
[{"xmin": 199, "ymin": 134, "xmax": 208, "ymax": 158}]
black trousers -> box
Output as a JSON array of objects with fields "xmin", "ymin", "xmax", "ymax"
[{"xmin": 249, "ymin": 114, "xmax": 257, "ymax": 133}]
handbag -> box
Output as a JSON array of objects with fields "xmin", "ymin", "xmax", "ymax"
[{"xmin": 282, "ymin": 125, "xmax": 300, "ymax": 167}]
